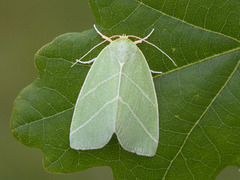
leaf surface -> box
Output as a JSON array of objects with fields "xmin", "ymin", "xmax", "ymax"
[{"xmin": 11, "ymin": 0, "xmax": 240, "ymax": 179}]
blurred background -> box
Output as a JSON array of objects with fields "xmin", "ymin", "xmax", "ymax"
[{"xmin": 0, "ymin": 0, "xmax": 239, "ymax": 179}]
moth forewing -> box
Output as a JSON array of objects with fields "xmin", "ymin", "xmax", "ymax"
[
  {"xmin": 115, "ymin": 43, "xmax": 159, "ymax": 156},
  {"xmin": 70, "ymin": 44, "xmax": 119, "ymax": 150}
]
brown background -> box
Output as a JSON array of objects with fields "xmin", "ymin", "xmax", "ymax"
[{"xmin": 0, "ymin": 0, "xmax": 239, "ymax": 179}]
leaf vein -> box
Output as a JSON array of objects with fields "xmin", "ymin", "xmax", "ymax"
[
  {"xmin": 135, "ymin": 0, "xmax": 240, "ymax": 43},
  {"xmin": 46, "ymin": 148, "xmax": 71, "ymax": 169},
  {"xmin": 41, "ymin": 86, "xmax": 74, "ymax": 106},
  {"xmin": 199, "ymin": 125, "xmax": 221, "ymax": 178},
  {"xmin": 109, "ymin": 4, "xmax": 141, "ymax": 30},
  {"xmin": 13, "ymin": 107, "xmax": 74, "ymax": 131},
  {"xmin": 162, "ymin": 59, "xmax": 240, "ymax": 179},
  {"xmin": 154, "ymin": 47, "xmax": 240, "ymax": 78}
]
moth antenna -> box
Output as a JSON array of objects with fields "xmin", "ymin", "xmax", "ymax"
[
  {"xmin": 109, "ymin": 35, "xmax": 122, "ymax": 39},
  {"xmin": 71, "ymin": 39, "xmax": 108, "ymax": 67},
  {"xmin": 131, "ymin": 28, "xmax": 154, "ymax": 44},
  {"xmin": 93, "ymin": 24, "xmax": 112, "ymax": 42}
]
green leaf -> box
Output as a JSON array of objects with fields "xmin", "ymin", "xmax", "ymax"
[{"xmin": 11, "ymin": 0, "xmax": 240, "ymax": 179}]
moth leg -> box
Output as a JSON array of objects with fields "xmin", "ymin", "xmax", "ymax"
[
  {"xmin": 70, "ymin": 37, "xmax": 109, "ymax": 68},
  {"xmin": 93, "ymin": 24, "xmax": 112, "ymax": 42},
  {"xmin": 140, "ymin": 39, "xmax": 177, "ymax": 66},
  {"xmin": 150, "ymin": 69, "xmax": 162, "ymax": 74},
  {"xmin": 129, "ymin": 29, "xmax": 177, "ymax": 67},
  {"xmin": 71, "ymin": 58, "xmax": 97, "ymax": 67}
]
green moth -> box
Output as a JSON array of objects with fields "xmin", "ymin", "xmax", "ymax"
[{"xmin": 70, "ymin": 25, "xmax": 176, "ymax": 156}]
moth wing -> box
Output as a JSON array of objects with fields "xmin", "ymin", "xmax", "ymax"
[
  {"xmin": 70, "ymin": 46, "xmax": 120, "ymax": 150},
  {"xmin": 116, "ymin": 46, "xmax": 159, "ymax": 156}
]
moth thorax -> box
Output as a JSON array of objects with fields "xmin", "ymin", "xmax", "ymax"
[{"xmin": 111, "ymin": 39, "xmax": 136, "ymax": 64}]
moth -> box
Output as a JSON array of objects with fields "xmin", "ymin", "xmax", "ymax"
[{"xmin": 70, "ymin": 25, "xmax": 176, "ymax": 156}]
